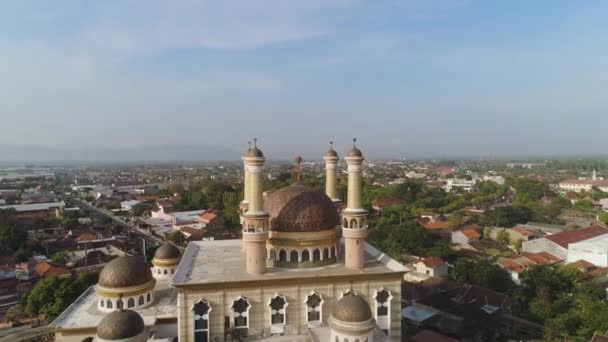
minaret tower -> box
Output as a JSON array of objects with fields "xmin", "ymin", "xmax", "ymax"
[
  {"xmin": 342, "ymin": 138, "xmax": 368, "ymax": 270},
  {"xmin": 324, "ymin": 141, "xmax": 341, "ymax": 204},
  {"xmin": 242, "ymin": 138, "xmax": 270, "ymax": 274},
  {"xmin": 239, "ymin": 141, "xmax": 252, "ymax": 221}
]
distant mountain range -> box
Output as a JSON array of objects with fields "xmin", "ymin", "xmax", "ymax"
[{"xmin": 0, "ymin": 144, "xmax": 241, "ymax": 162}]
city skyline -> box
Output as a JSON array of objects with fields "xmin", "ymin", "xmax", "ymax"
[{"xmin": 2, "ymin": 1, "xmax": 607, "ymax": 159}]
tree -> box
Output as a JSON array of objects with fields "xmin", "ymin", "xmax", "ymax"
[
  {"xmin": 513, "ymin": 238, "xmax": 523, "ymax": 253},
  {"xmin": 483, "ymin": 227, "xmax": 492, "ymax": 239},
  {"xmin": 599, "ymin": 212, "xmax": 608, "ymax": 225},
  {"xmin": 52, "ymin": 251, "xmax": 70, "ymax": 264},
  {"xmin": 497, "ymin": 229, "xmax": 510, "ymax": 246},
  {"xmin": 450, "ymin": 258, "xmax": 513, "ymax": 293},
  {"xmin": 0, "ymin": 225, "xmax": 28, "ymax": 255}
]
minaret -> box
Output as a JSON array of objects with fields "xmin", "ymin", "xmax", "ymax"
[
  {"xmin": 324, "ymin": 141, "xmax": 341, "ymax": 204},
  {"xmin": 239, "ymin": 141, "xmax": 252, "ymax": 221},
  {"xmin": 342, "ymin": 138, "xmax": 368, "ymax": 270},
  {"xmin": 242, "ymin": 138, "xmax": 270, "ymax": 274}
]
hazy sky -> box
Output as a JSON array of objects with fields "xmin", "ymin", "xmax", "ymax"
[{"xmin": 1, "ymin": 0, "xmax": 607, "ymax": 158}]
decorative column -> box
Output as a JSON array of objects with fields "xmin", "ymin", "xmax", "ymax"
[{"xmin": 341, "ymin": 138, "xmax": 368, "ymax": 270}]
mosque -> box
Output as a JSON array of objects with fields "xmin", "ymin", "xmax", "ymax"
[{"xmin": 50, "ymin": 140, "xmax": 405, "ymax": 342}]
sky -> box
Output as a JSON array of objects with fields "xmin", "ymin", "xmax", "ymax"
[{"xmin": 1, "ymin": 0, "xmax": 607, "ymax": 159}]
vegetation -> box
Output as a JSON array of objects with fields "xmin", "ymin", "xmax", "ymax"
[
  {"xmin": 21, "ymin": 272, "xmax": 98, "ymax": 321},
  {"xmin": 511, "ymin": 265, "xmax": 608, "ymax": 341}
]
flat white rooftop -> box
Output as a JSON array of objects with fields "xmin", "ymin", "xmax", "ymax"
[
  {"xmin": 173, "ymin": 239, "xmax": 406, "ymax": 286},
  {"xmin": 50, "ymin": 277, "xmax": 177, "ymax": 331}
]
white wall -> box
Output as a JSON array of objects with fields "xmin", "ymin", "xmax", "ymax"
[
  {"xmin": 567, "ymin": 242, "xmax": 608, "ymax": 267},
  {"xmin": 522, "ymin": 238, "xmax": 567, "ymax": 259}
]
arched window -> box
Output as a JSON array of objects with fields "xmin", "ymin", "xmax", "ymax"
[
  {"xmin": 313, "ymin": 249, "xmax": 320, "ymax": 261},
  {"xmin": 268, "ymin": 293, "xmax": 288, "ymax": 326},
  {"xmin": 355, "ymin": 339, "xmax": 360, "ymax": 342},
  {"xmin": 100, "ymin": 300, "xmax": 105, "ymax": 308},
  {"xmin": 279, "ymin": 250, "xmax": 287, "ymax": 261},
  {"xmin": 231, "ymin": 297, "xmax": 251, "ymax": 329},
  {"xmin": 331, "ymin": 247, "xmax": 336, "ymax": 258},
  {"xmin": 290, "ymin": 250, "xmax": 299, "ymax": 262},
  {"xmin": 117, "ymin": 298, "xmax": 123, "ymax": 310},
  {"xmin": 350, "ymin": 219, "xmax": 357, "ymax": 229},
  {"xmin": 343, "ymin": 218, "xmax": 348, "ymax": 227},
  {"xmin": 323, "ymin": 248, "xmax": 329, "ymax": 260},
  {"xmin": 139, "ymin": 295, "xmax": 144, "ymax": 306},
  {"xmin": 164, "ymin": 269, "xmax": 168, "ymax": 275},
  {"xmin": 305, "ymin": 292, "xmax": 323, "ymax": 325},
  {"xmin": 374, "ymin": 288, "xmax": 392, "ymax": 336},
  {"xmin": 107, "ymin": 300, "xmax": 113, "ymax": 309},
  {"xmin": 193, "ymin": 299, "xmax": 211, "ymax": 342},
  {"xmin": 147, "ymin": 293, "xmax": 151, "ymax": 303},
  {"xmin": 81, "ymin": 337, "xmax": 94, "ymax": 342},
  {"xmin": 127, "ymin": 298, "xmax": 135, "ymax": 308},
  {"xmin": 171, "ymin": 268, "xmax": 175, "ymax": 274},
  {"xmin": 302, "ymin": 250, "xmax": 310, "ymax": 262}
]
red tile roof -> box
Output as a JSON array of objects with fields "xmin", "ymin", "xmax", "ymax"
[
  {"xmin": 371, "ymin": 197, "xmax": 406, "ymax": 208},
  {"xmin": 520, "ymin": 251, "xmax": 562, "ymax": 265},
  {"xmin": 420, "ymin": 257, "xmax": 445, "ymax": 268},
  {"xmin": 461, "ymin": 227, "xmax": 481, "ymax": 239},
  {"xmin": 199, "ymin": 210, "xmax": 218, "ymax": 222},
  {"xmin": 545, "ymin": 225, "xmax": 608, "ymax": 248},
  {"xmin": 512, "ymin": 225, "xmax": 533, "ymax": 236}
]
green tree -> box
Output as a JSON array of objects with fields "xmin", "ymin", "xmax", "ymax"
[
  {"xmin": 496, "ymin": 229, "xmax": 510, "ymax": 246},
  {"xmin": 512, "ymin": 238, "xmax": 523, "ymax": 253},
  {"xmin": 598, "ymin": 212, "xmax": 608, "ymax": 224},
  {"xmin": 450, "ymin": 258, "xmax": 513, "ymax": 293},
  {"xmin": 52, "ymin": 251, "xmax": 70, "ymax": 264}
]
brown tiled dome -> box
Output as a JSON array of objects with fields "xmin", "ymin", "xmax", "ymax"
[
  {"xmin": 154, "ymin": 244, "xmax": 181, "ymax": 260},
  {"xmin": 98, "ymin": 256, "xmax": 153, "ymax": 288},
  {"xmin": 97, "ymin": 309, "xmax": 145, "ymax": 340},
  {"xmin": 264, "ymin": 183, "xmax": 339, "ymax": 232},
  {"xmin": 331, "ymin": 292, "xmax": 373, "ymax": 322}
]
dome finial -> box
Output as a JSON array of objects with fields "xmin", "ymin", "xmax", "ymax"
[
  {"xmin": 248, "ymin": 140, "xmax": 251, "ymax": 150},
  {"xmin": 253, "ymin": 137, "xmax": 258, "ymax": 148},
  {"xmin": 330, "ymin": 140, "xmax": 333, "ymax": 149},
  {"xmin": 353, "ymin": 137, "xmax": 357, "ymax": 147}
]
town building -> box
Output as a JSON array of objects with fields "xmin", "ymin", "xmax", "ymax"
[
  {"xmin": 522, "ymin": 225, "xmax": 608, "ymax": 260},
  {"xmin": 51, "ymin": 141, "xmax": 404, "ymax": 341},
  {"xmin": 558, "ymin": 170, "xmax": 608, "ymax": 193}
]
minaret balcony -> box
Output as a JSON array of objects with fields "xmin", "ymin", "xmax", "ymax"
[{"xmin": 342, "ymin": 227, "xmax": 368, "ymax": 239}]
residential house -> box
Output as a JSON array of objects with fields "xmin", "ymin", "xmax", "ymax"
[
  {"xmin": 523, "ymin": 225, "xmax": 608, "ymax": 260},
  {"xmin": 414, "ymin": 257, "xmax": 448, "ymax": 278},
  {"xmin": 452, "ymin": 226, "xmax": 481, "ymax": 245}
]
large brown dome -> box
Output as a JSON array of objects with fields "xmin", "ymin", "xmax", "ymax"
[
  {"xmin": 264, "ymin": 183, "xmax": 339, "ymax": 232},
  {"xmin": 98, "ymin": 256, "xmax": 153, "ymax": 288},
  {"xmin": 154, "ymin": 244, "xmax": 181, "ymax": 260}
]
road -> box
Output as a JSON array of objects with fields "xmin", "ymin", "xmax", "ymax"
[
  {"xmin": 0, "ymin": 325, "xmax": 52, "ymax": 342},
  {"xmin": 65, "ymin": 196, "xmax": 163, "ymax": 245}
]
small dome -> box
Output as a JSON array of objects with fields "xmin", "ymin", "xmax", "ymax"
[
  {"xmin": 325, "ymin": 148, "xmax": 338, "ymax": 157},
  {"xmin": 331, "ymin": 292, "xmax": 373, "ymax": 323},
  {"xmin": 97, "ymin": 309, "xmax": 145, "ymax": 340},
  {"xmin": 244, "ymin": 147, "xmax": 264, "ymax": 158},
  {"xmin": 98, "ymin": 257, "xmax": 153, "ymax": 288},
  {"xmin": 264, "ymin": 184, "xmax": 339, "ymax": 232},
  {"xmin": 154, "ymin": 244, "xmax": 181, "ymax": 260},
  {"xmin": 347, "ymin": 147, "xmax": 363, "ymax": 157}
]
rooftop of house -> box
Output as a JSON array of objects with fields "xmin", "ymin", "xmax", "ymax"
[
  {"xmin": 49, "ymin": 278, "xmax": 177, "ymax": 331},
  {"xmin": 172, "ymin": 239, "xmax": 406, "ymax": 286},
  {"xmin": 546, "ymin": 225, "xmax": 608, "ymax": 248},
  {"xmin": 418, "ymin": 257, "xmax": 446, "ymax": 269}
]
